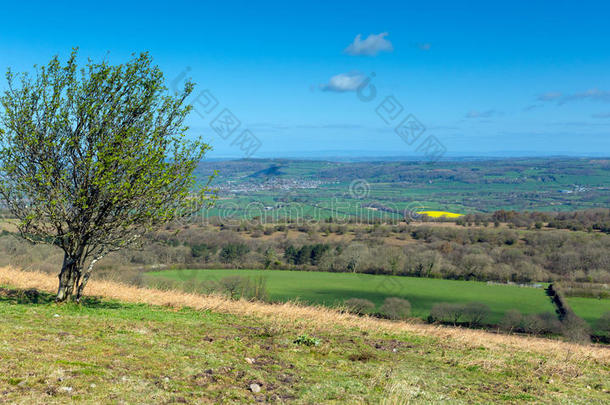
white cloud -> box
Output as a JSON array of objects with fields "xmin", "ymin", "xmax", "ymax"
[
  {"xmin": 344, "ymin": 32, "xmax": 393, "ymax": 56},
  {"xmin": 320, "ymin": 72, "xmax": 365, "ymax": 92}
]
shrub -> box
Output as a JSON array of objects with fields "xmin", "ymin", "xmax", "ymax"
[
  {"xmin": 561, "ymin": 312, "xmax": 591, "ymax": 343},
  {"xmin": 522, "ymin": 312, "xmax": 562, "ymax": 335},
  {"xmin": 219, "ymin": 275, "xmax": 244, "ymax": 299},
  {"xmin": 462, "ymin": 302, "xmax": 491, "ymax": 327},
  {"xmin": 499, "ymin": 309, "xmax": 522, "ymax": 333},
  {"xmin": 344, "ymin": 298, "xmax": 376, "ymax": 315},
  {"xmin": 379, "ymin": 297, "xmax": 411, "ymax": 320},
  {"xmin": 429, "ymin": 303, "xmax": 464, "ymax": 325}
]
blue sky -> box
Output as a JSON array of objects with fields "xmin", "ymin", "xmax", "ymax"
[{"xmin": 1, "ymin": 0, "xmax": 609, "ymax": 158}]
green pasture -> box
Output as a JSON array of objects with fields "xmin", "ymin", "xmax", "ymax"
[{"xmin": 146, "ymin": 269, "xmax": 560, "ymax": 323}]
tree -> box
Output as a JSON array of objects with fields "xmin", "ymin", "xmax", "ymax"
[
  {"xmin": 0, "ymin": 50, "xmax": 214, "ymax": 302},
  {"xmin": 219, "ymin": 243, "xmax": 250, "ymax": 267}
]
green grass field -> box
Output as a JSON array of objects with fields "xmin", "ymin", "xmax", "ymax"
[
  {"xmin": 0, "ymin": 284, "xmax": 608, "ymax": 403},
  {"xmin": 567, "ymin": 297, "xmax": 610, "ymax": 328},
  {"xmin": 146, "ymin": 269, "xmax": 558, "ymax": 324}
]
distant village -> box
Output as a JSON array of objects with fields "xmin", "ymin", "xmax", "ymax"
[{"xmin": 216, "ymin": 178, "xmax": 327, "ymax": 194}]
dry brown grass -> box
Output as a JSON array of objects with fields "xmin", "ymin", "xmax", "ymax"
[{"xmin": 1, "ymin": 265, "xmax": 607, "ymax": 369}]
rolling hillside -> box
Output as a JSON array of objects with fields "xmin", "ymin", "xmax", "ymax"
[{"xmin": 0, "ymin": 267, "xmax": 608, "ymax": 404}]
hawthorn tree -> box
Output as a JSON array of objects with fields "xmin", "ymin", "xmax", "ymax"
[{"xmin": 0, "ymin": 50, "xmax": 215, "ymax": 302}]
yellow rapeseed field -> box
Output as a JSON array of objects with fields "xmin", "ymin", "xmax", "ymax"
[{"xmin": 418, "ymin": 210, "xmax": 463, "ymax": 218}]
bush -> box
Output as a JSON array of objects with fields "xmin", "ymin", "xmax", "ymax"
[
  {"xmin": 561, "ymin": 312, "xmax": 591, "ymax": 343},
  {"xmin": 429, "ymin": 302, "xmax": 490, "ymax": 326},
  {"xmin": 462, "ymin": 302, "xmax": 491, "ymax": 327},
  {"xmin": 522, "ymin": 312, "xmax": 562, "ymax": 335},
  {"xmin": 219, "ymin": 275, "xmax": 244, "ymax": 299},
  {"xmin": 499, "ymin": 309, "xmax": 522, "ymax": 333},
  {"xmin": 429, "ymin": 303, "xmax": 464, "ymax": 325},
  {"xmin": 379, "ymin": 297, "xmax": 411, "ymax": 320},
  {"xmin": 344, "ymin": 298, "xmax": 376, "ymax": 315}
]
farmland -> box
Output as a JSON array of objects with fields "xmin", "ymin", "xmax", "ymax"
[
  {"xmin": 418, "ymin": 210, "xmax": 463, "ymax": 218},
  {"xmin": 146, "ymin": 269, "xmax": 559, "ymax": 324},
  {"xmin": 195, "ymin": 158, "xmax": 610, "ymax": 220},
  {"xmin": 567, "ymin": 297, "xmax": 610, "ymax": 328}
]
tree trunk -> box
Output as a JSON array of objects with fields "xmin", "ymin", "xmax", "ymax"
[
  {"xmin": 75, "ymin": 256, "xmax": 101, "ymax": 303},
  {"xmin": 56, "ymin": 254, "xmax": 82, "ymax": 302}
]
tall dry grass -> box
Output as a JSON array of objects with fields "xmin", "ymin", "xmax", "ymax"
[{"xmin": 0, "ymin": 266, "xmax": 607, "ymax": 370}]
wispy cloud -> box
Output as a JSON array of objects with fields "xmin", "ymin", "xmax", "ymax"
[
  {"xmin": 537, "ymin": 92, "xmax": 562, "ymax": 102},
  {"xmin": 537, "ymin": 89, "xmax": 610, "ymax": 105},
  {"xmin": 561, "ymin": 89, "xmax": 610, "ymax": 104},
  {"xmin": 344, "ymin": 32, "xmax": 393, "ymax": 56},
  {"xmin": 320, "ymin": 72, "xmax": 365, "ymax": 92},
  {"xmin": 465, "ymin": 109, "xmax": 499, "ymax": 119},
  {"xmin": 522, "ymin": 104, "xmax": 542, "ymax": 112}
]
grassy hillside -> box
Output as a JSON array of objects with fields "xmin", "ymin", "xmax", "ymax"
[
  {"xmin": 146, "ymin": 269, "xmax": 557, "ymax": 323},
  {"xmin": 0, "ymin": 267, "xmax": 608, "ymax": 404}
]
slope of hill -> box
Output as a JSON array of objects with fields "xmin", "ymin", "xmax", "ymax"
[{"xmin": 0, "ymin": 267, "xmax": 608, "ymax": 404}]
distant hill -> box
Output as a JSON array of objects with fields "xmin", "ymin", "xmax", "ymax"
[{"xmin": 248, "ymin": 164, "xmax": 287, "ymax": 178}]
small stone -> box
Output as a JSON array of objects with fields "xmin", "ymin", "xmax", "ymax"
[
  {"xmin": 249, "ymin": 383, "xmax": 261, "ymax": 393},
  {"xmin": 164, "ymin": 377, "xmax": 170, "ymax": 383},
  {"xmin": 53, "ymin": 314, "xmax": 60, "ymax": 318},
  {"xmin": 90, "ymin": 383, "xmax": 96, "ymax": 388},
  {"xmin": 59, "ymin": 386, "xmax": 72, "ymax": 393},
  {"xmin": 245, "ymin": 357, "xmax": 255, "ymax": 364}
]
